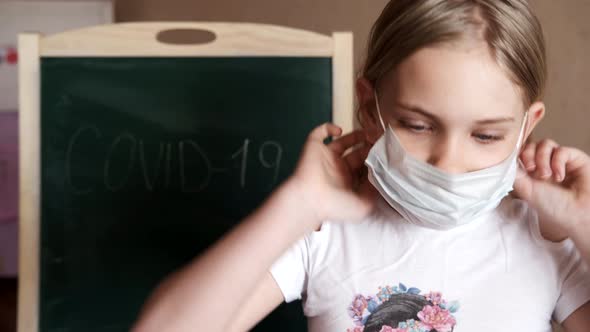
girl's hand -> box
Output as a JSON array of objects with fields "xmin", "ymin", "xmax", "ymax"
[
  {"xmin": 288, "ymin": 123, "xmax": 377, "ymax": 231},
  {"xmin": 513, "ymin": 139, "xmax": 590, "ymax": 236}
]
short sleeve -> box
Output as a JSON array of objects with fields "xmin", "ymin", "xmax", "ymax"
[
  {"xmin": 269, "ymin": 235, "xmax": 310, "ymax": 303},
  {"xmin": 553, "ymin": 241, "xmax": 590, "ymax": 324}
]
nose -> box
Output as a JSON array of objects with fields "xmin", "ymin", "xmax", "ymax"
[{"xmin": 426, "ymin": 137, "xmax": 465, "ymax": 174}]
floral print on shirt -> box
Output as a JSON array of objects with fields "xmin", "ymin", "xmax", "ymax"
[{"xmin": 346, "ymin": 283, "xmax": 459, "ymax": 332}]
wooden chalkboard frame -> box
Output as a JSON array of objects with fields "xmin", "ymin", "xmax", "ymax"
[{"xmin": 18, "ymin": 22, "xmax": 353, "ymax": 332}]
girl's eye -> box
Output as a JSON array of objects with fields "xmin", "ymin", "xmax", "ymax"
[
  {"xmin": 399, "ymin": 120, "xmax": 432, "ymax": 133},
  {"xmin": 473, "ymin": 133, "xmax": 504, "ymax": 144}
]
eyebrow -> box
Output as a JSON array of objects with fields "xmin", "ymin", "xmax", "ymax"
[{"xmin": 394, "ymin": 101, "xmax": 515, "ymax": 125}]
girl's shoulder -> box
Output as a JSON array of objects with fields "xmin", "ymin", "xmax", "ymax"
[{"xmin": 498, "ymin": 196, "xmax": 576, "ymax": 252}]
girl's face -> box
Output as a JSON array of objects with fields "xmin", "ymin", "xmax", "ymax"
[{"xmin": 359, "ymin": 43, "xmax": 545, "ymax": 174}]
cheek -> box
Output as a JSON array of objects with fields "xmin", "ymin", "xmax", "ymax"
[
  {"xmin": 472, "ymin": 148, "xmax": 512, "ymax": 168},
  {"xmin": 394, "ymin": 131, "xmax": 432, "ymax": 161},
  {"xmin": 465, "ymin": 139, "xmax": 520, "ymax": 171},
  {"xmin": 395, "ymin": 131, "xmax": 521, "ymax": 171}
]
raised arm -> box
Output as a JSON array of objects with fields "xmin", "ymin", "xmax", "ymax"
[{"xmin": 132, "ymin": 124, "xmax": 373, "ymax": 331}]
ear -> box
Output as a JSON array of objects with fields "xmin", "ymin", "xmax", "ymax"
[
  {"xmin": 522, "ymin": 101, "xmax": 545, "ymax": 143},
  {"xmin": 356, "ymin": 77, "xmax": 382, "ymax": 144}
]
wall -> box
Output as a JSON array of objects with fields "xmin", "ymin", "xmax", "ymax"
[{"xmin": 115, "ymin": 0, "xmax": 590, "ymax": 153}]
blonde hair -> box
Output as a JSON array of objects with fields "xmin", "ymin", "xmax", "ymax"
[{"xmin": 362, "ymin": 0, "xmax": 546, "ymax": 109}]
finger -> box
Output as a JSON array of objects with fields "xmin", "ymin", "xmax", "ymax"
[
  {"xmin": 513, "ymin": 166, "xmax": 533, "ymax": 201},
  {"xmin": 563, "ymin": 147, "xmax": 590, "ymax": 172},
  {"xmin": 567, "ymin": 148, "xmax": 590, "ymax": 190},
  {"xmin": 309, "ymin": 123, "xmax": 342, "ymax": 141},
  {"xmin": 534, "ymin": 139, "xmax": 558, "ymax": 180},
  {"xmin": 344, "ymin": 144, "xmax": 371, "ymax": 173},
  {"xmin": 550, "ymin": 146, "xmax": 569, "ymax": 182},
  {"xmin": 329, "ymin": 130, "xmax": 366, "ymax": 155},
  {"xmin": 519, "ymin": 142, "xmax": 537, "ymax": 172},
  {"xmin": 555, "ymin": 147, "xmax": 590, "ymax": 186}
]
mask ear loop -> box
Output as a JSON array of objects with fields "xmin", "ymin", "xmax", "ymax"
[
  {"xmin": 516, "ymin": 111, "xmax": 529, "ymax": 149},
  {"xmin": 373, "ymin": 90, "xmax": 387, "ymax": 131},
  {"xmin": 499, "ymin": 111, "xmax": 530, "ymax": 273},
  {"xmin": 516, "ymin": 111, "xmax": 530, "ymax": 172}
]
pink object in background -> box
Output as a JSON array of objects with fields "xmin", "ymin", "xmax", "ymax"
[
  {"xmin": 0, "ymin": 46, "xmax": 18, "ymax": 66},
  {"xmin": 5, "ymin": 47, "xmax": 18, "ymax": 65},
  {"xmin": 0, "ymin": 112, "xmax": 18, "ymax": 276}
]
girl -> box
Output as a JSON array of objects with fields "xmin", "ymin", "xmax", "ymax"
[{"xmin": 133, "ymin": 1, "xmax": 590, "ymax": 331}]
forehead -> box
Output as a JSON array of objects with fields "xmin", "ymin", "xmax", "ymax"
[{"xmin": 382, "ymin": 44, "xmax": 524, "ymax": 121}]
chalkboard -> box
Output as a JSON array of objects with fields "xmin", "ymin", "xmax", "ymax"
[{"xmin": 38, "ymin": 57, "xmax": 332, "ymax": 331}]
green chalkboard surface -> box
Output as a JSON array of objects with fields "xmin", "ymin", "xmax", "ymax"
[{"xmin": 40, "ymin": 57, "xmax": 332, "ymax": 331}]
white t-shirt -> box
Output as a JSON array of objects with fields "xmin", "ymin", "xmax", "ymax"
[{"xmin": 270, "ymin": 197, "xmax": 590, "ymax": 332}]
